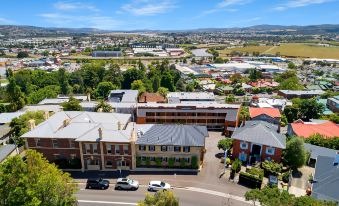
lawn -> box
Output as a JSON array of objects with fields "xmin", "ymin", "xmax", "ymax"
[{"xmin": 219, "ymin": 43, "xmax": 339, "ymax": 59}]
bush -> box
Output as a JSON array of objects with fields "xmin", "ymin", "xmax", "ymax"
[
  {"xmin": 231, "ymin": 158, "xmax": 242, "ymax": 173},
  {"xmin": 155, "ymin": 157, "xmax": 162, "ymax": 167},
  {"xmin": 191, "ymin": 156, "xmax": 199, "ymax": 169},
  {"xmin": 145, "ymin": 157, "xmax": 150, "ymax": 167},
  {"xmin": 136, "ymin": 156, "xmax": 141, "ymax": 167},
  {"xmin": 282, "ymin": 171, "xmax": 290, "ymax": 183},
  {"xmin": 180, "ymin": 158, "xmax": 186, "ymax": 168},
  {"xmin": 261, "ymin": 160, "xmax": 282, "ymax": 176},
  {"xmin": 168, "ymin": 158, "xmax": 175, "ymax": 168}
]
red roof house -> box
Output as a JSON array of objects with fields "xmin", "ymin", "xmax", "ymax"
[
  {"xmin": 288, "ymin": 121, "xmax": 339, "ymax": 138},
  {"xmin": 249, "ymin": 107, "xmax": 281, "ymax": 125}
]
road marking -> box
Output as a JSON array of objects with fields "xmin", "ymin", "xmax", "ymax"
[{"xmin": 78, "ymin": 200, "xmax": 137, "ymax": 205}]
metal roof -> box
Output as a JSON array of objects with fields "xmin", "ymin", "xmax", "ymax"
[
  {"xmin": 231, "ymin": 121, "xmax": 286, "ymax": 149},
  {"xmin": 312, "ymin": 155, "xmax": 339, "ymax": 203},
  {"xmin": 108, "ymin": 90, "xmax": 138, "ymax": 103},
  {"xmin": 0, "ymin": 112, "xmax": 25, "ymax": 124},
  {"xmin": 304, "ymin": 143, "xmax": 339, "ymax": 160},
  {"xmin": 0, "ymin": 144, "xmax": 16, "ymax": 162},
  {"xmin": 135, "ymin": 124, "xmax": 208, "ymax": 147}
]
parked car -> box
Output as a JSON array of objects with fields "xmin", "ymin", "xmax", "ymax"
[
  {"xmin": 148, "ymin": 181, "xmax": 171, "ymax": 192},
  {"xmin": 115, "ymin": 178, "xmax": 139, "ymax": 190},
  {"xmin": 86, "ymin": 178, "xmax": 110, "ymax": 190}
]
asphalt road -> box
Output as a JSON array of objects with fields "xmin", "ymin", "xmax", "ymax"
[{"xmin": 76, "ymin": 184, "xmax": 250, "ymax": 206}]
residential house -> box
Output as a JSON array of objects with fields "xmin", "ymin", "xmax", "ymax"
[
  {"xmin": 278, "ymin": 90, "xmax": 325, "ymax": 99},
  {"xmin": 231, "ymin": 121, "xmax": 286, "ymax": 163},
  {"xmin": 249, "ymin": 107, "xmax": 281, "ymax": 125},
  {"xmin": 327, "ymin": 96, "xmax": 339, "ymax": 113},
  {"xmin": 304, "ymin": 143, "xmax": 338, "ymax": 166},
  {"xmin": 135, "ymin": 124, "xmax": 208, "ymax": 169},
  {"xmin": 311, "ymin": 153, "xmax": 339, "ymax": 204},
  {"xmin": 21, "ymin": 111, "xmax": 135, "ymax": 171},
  {"xmin": 288, "ymin": 120, "xmax": 339, "ymax": 138},
  {"xmin": 108, "ymin": 90, "xmax": 138, "ymax": 103}
]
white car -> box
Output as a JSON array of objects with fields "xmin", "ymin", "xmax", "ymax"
[
  {"xmin": 148, "ymin": 181, "xmax": 171, "ymax": 192},
  {"xmin": 115, "ymin": 178, "xmax": 139, "ymax": 190}
]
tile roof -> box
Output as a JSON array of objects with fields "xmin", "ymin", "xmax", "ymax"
[
  {"xmin": 291, "ymin": 121, "xmax": 339, "ymax": 138},
  {"xmin": 135, "ymin": 124, "xmax": 208, "ymax": 147},
  {"xmin": 249, "ymin": 107, "xmax": 281, "ymax": 118},
  {"xmin": 231, "ymin": 121, "xmax": 286, "ymax": 149},
  {"xmin": 312, "ymin": 155, "xmax": 339, "ymax": 203}
]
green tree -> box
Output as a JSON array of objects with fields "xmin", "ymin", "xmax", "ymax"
[
  {"xmin": 0, "ymin": 150, "xmax": 78, "ymax": 206},
  {"xmin": 122, "ymin": 67, "xmax": 145, "ymax": 89},
  {"xmin": 157, "ymin": 87, "xmax": 169, "ymax": 98},
  {"xmin": 283, "ymin": 138, "xmax": 306, "ymax": 170},
  {"xmin": 131, "ymin": 80, "xmax": 146, "ymax": 94},
  {"xmin": 103, "ymin": 64, "xmax": 123, "ymax": 87},
  {"xmin": 17, "ymin": 51, "xmax": 29, "ymax": 58},
  {"xmin": 42, "ymin": 50, "xmax": 49, "ymax": 56},
  {"xmin": 161, "ymin": 72, "xmax": 175, "ymax": 92},
  {"xmin": 278, "ymin": 77, "xmax": 304, "ymax": 90},
  {"xmin": 288, "ymin": 62, "xmax": 296, "ymax": 69},
  {"xmin": 95, "ymin": 100, "xmax": 113, "ymax": 112},
  {"xmin": 217, "ymin": 138, "xmax": 233, "ymax": 151},
  {"xmin": 225, "ymin": 94, "xmax": 236, "ymax": 103},
  {"xmin": 6, "ymin": 77, "xmax": 26, "ymax": 111},
  {"xmin": 299, "ymin": 98, "xmax": 324, "ymax": 120},
  {"xmin": 61, "ymin": 97, "xmax": 83, "ymax": 111},
  {"xmin": 95, "ymin": 82, "xmax": 117, "ymax": 99},
  {"xmin": 283, "ymin": 106, "xmax": 300, "ymax": 123},
  {"xmin": 249, "ymin": 69, "xmax": 263, "ymax": 82},
  {"xmin": 138, "ymin": 190, "xmax": 179, "ymax": 206},
  {"xmin": 58, "ymin": 68, "xmax": 69, "ymax": 95},
  {"xmin": 27, "ymin": 85, "xmax": 60, "ymax": 104},
  {"xmin": 152, "ymin": 76, "xmax": 161, "ymax": 92}
]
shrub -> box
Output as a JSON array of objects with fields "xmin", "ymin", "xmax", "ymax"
[
  {"xmin": 136, "ymin": 156, "xmax": 141, "ymax": 167},
  {"xmin": 231, "ymin": 158, "xmax": 242, "ymax": 173},
  {"xmin": 191, "ymin": 156, "xmax": 198, "ymax": 169},
  {"xmin": 180, "ymin": 158, "xmax": 186, "ymax": 168},
  {"xmin": 261, "ymin": 160, "xmax": 282, "ymax": 176},
  {"xmin": 155, "ymin": 157, "xmax": 162, "ymax": 167},
  {"xmin": 168, "ymin": 158, "xmax": 175, "ymax": 168},
  {"xmin": 145, "ymin": 157, "xmax": 150, "ymax": 167}
]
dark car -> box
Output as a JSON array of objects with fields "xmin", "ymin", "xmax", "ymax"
[{"xmin": 86, "ymin": 178, "xmax": 110, "ymax": 190}]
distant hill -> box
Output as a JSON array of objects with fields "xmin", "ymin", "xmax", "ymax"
[{"xmin": 0, "ymin": 24, "xmax": 339, "ymax": 38}]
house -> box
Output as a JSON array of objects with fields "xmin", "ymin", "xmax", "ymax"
[
  {"xmin": 21, "ymin": 111, "xmax": 135, "ymax": 171},
  {"xmin": 249, "ymin": 107, "xmax": 281, "ymax": 125},
  {"xmin": 167, "ymin": 92, "xmax": 215, "ymax": 103},
  {"xmin": 136, "ymin": 102, "xmax": 241, "ymax": 134},
  {"xmin": 288, "ymin": 121, "xmax": 339, "ymax": 138},
  {"xmin": 311, "ymin": 153, "xmax": 339, "ymax": 204},
  {"xmin": 138, "ymin": 92, "xmax": 166, "ymax": 103},
  {"xmin": 231, "ymin": 121, "xmax": 286, "ymax": 163},
  {"xmin": 0, "ymin": 144, "xmax": 18, "ymax": 163},
  {"xmin": 327, "ymin": 96, "xmax": 339, "ymax": 113},
  {"xmin": 135, "ymin": 125, "xmax": 208, "ymax": 169},
  {"xmin": 251, "ymin": 97, "xmax": 291, "ymax": 111},
  {"xmin": 304, "ymin": 143, "xmax": 338, "ymax": 166},
  {"xmin": 317, "ymin": 99, "xmax": 333, "ymax": 115},
  {"xmin": 108, "ymin": 90, "xmax": 138, "ymax": 103},
  {"xmin": 277, "ymin": 90, "xmax": 325, "ymax": 99}
]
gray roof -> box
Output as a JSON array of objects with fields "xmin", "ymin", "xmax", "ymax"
[
  {"xmin": 225, "ymin": 108, "xmax": 240, "ymax": 122},
  {"xmin": 0, "ymin": 112, "xmax": 25, "ymax": 124},
  {"xmin": 191, "ymin": 49, "xmax": 213, "ymax": 57},
  {"xmin": 135, "ymin": 124, "xmax": 208, "ymax": 147},
  {"xmin": 108, "ymin": 90, "xmax": 138, "ymax": 103},
  {"xmin": 0, "ymin": 144, "xmax": 16, "ymax": 162},
  {"xmin": 167, "ymin": 92, "xmax": 215, "ymax": 103},
  {"xmin": 304, "ymin": 143, "xmax": 339, "ymax": 160},
  {"xmin": 21, "ymin": 111, "xmax": 132, "ymax": 142},
  {"xmin": 0, "ymin": 124, "xmax": 11, "ymax": 138},
  {"xmin": 312, "ymin": 155, "xmax": 339, "ymax": 203},
  {"xmin": 279, "ymin": 90, "xmax": 325, "ymax": 95},
  {"xmin": 231, "ymin": 121, "xmax": 286, "ymax": 149}
]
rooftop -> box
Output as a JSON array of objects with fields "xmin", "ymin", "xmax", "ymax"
[
  {"xmin": 0, "ymin": 144, "xmax": 16, "ymax": 162},
  {"xmin": 291, "ymin": 121, "xmax": 339, "ymax": 138},
  {"xmin": 249, "ymin": 107, "xmax": 281, "ymax": 118},
  {"xmin": 108, "ymin": 90, "xmax": 138, "ymax": 103}
]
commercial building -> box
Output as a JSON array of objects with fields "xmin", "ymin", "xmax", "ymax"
[
  {"xmin": 136, "ymin": 102, "xmax": 241, "ymax": 135},
  {"xmin": 108, "ymin": 90, "xmax": 138, "ymax": 103},
  {"xmin": 135, "ymin": 124, "xmax": 208, "ymax": 169},
  {"xmin": 277, "ymin": 90, "xmax": 325, "ymax": 99},
  {"xmin": 21, "ymin": 111, "xmax": 135, "ymax": 171},
  {"xmin": 167, "ymin": 92, "xmax": 215, "ymax": 103}
]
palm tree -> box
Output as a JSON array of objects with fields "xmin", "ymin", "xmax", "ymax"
[{"xmin": 95, "ymin": 100, "xmax": 113, "ymax": 113}]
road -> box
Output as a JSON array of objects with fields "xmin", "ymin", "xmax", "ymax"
[{"xmin": 76, "ymin": 184, "xmax": 250, "ymax": 206}]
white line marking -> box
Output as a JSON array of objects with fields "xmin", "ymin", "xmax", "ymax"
[{"xmin": 78, "ymin": 200, "xmax": 137, "ymax": 205}]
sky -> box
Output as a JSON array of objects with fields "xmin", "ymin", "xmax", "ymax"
[{"xmin": 0, "ymin": 0, "xmax": 338, "ymax": 30}]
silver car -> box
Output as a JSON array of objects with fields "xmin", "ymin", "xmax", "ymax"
[
  {"xmin": 115, "ymin": 178, "xmax": 139, "ymax": 191},
  {"xmin": 148, "ymin": 181, "xmax": 171, "ymax": 192}
]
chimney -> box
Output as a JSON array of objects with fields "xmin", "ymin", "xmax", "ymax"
[
  {"xmin": 334, "ymin": 152, "xmax": 339, "ymax": 166},
  {"xmin": 63, "ymin": 119, "xmax": 70, "ymax": 127},
  {"xmin": 87, "ymin": 93, "xmax": 91, "ymax": 102},
  {"xmin": 44, "ymin": 111, "xmax": 49, "ymax": 120},
  {"xmin": 117, "ymin": 121, "xmax": 122, "ymax": 130},
  {"xmin": 98, "ymin": 127, "xmax": 103, "ymax": 140},
  {"xmin": 28, "ymin": 119, "xmax": 36, "ymax": 130}
]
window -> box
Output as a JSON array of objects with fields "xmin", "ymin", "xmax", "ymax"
[
  {"xmin": 141, "ymin": 156, "xmax": 146, "ymax": 161},
  {"xmin": 115, "ymin": 145, "xmax": 120, "ymax": 154},
  {"xmin": 106, "ymin": 144, "xmax": 112, "ymax": 154},
  {"xmin": 124, "ymin": 145, "xmax": 129, "ymax": 154},
  {"xmin": 93, "ymin": 144, "xmax": 98, "ymax": 154},
  {"xmin": 184, "ymin": 158, "xmax": 190, "ymax": 163},
  {"xmin": 168, "ymin": 146, "xmax": 174, "ymax": 152},
  {"xmin": 139, "ymin": 145, "xmax": 146, "ymax": 151},
  {"xmin": 240, "ymin": 142, "xmax": 248, "ymax": 150},
  {"xmin": 175, "ymin": 157, "xmax": 180, "ymax": 163},
  {"xmin": 149, "ymin": 145, "xmax": 155, "ymax": 151},
  {"xmin": 183, "ymin": 146, "xmax": 190, "ymax": 153},
  {"xmin": 162, "ymin": 157, "xmax": 168, "ymax": 162},
  {"xmin": 52, "ymin": 139, "xmax": 58, "ymax": 148},
  {"xmin": 150, "ymin": 157, "xmax": 155, "ymax": 161},
  {"xmin": 53, "ymin": 154, "xmax": 60, "ymax": 160},
  {"xmin": 70, "ymin": 154, "xmax": 76, "ymax": 159},
  {"xmin": 69, "ymin": 140, "xmax": 75, "ymax": 148},
  {"xmin": 174, "ymin": 146, "xmax": 181, "ymax": 152},
  {"xmin": 161, "ymin": 146, "xmax": 167, "ymax": 152},
  {"xmin": 35, "ymin": 138, "xmax": 42, "ymax": 147},
  {"xmin": 85, "ymin": 144, "xmax": 91, "ymax": 154},
  {"xmin": 266, "ymin": 147, "xmax": 275, "ymax": 155},
  {"xmin": 106, "ymin": 160, "xmax": 113, "ymax": 167}
]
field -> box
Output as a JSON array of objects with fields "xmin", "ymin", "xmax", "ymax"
[{"xmin": 219, "ymin": 43, "xmax": 339, "ymax": 59}]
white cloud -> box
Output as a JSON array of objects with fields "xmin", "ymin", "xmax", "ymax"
[
  {"xmin": 274, "ymin": 0, "xmax": 334, "ymax": 11},
  {"xmin": 203, "ymin": 0, "xmax": 251, "ymax": 15},
  {"xmin": 54, "ymin": 1, "xmax": 99, "ymax": 12},
  {"xmin": 120, "ymin": 0, "xmax": 176, "ymax": 16},
  {"xmin": 0, "ymin": 17, "xmax": 14, "ymax": 24},
  {"xmin": 39, "ymin": 13, "xmax": 121, "ymax": 30}
]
